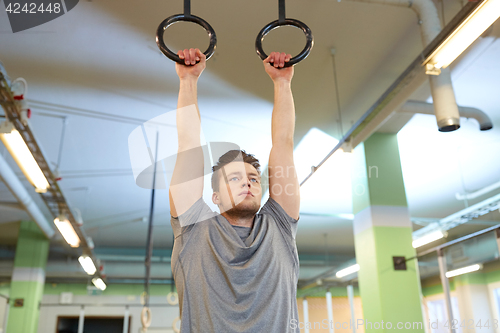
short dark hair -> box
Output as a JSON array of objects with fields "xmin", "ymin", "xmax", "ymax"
[{"xmin": 211, "ymin": 150, "xmax": 260, "ymax": 192}]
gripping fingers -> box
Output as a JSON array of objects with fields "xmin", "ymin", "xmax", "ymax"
[
  {"xmin": 264, "ymin": 52, "xmax": 292, "ymax": 68},
  {"xmin": 183, "ymin": 49, "xmax": 190, "ymax": 65},
  {"xmin": 195, "ymin": 49, "xmax": 203, "ymax": 62},
  {"xmin": 279, "ymin": 53, "xmax": 286, "ymax": 67},
  {"xmin": 178, "ymin": 49, "xmax": 204, "ymax": 65},
  {"xmin": 189, "ymin": 48, "xmax": 196, "ymax": 65},
  {"xmin": 268, "ymin": 52, "xmax": 275, "ymax": 65}
]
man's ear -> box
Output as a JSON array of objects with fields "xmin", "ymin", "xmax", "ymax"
[{"xmin": 212, "ymin": 192, "xmax": 220, "ymax": 205}]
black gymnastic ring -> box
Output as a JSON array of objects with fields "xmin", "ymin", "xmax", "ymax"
[
  {"xmin": 255, "ymin": 18, "xmax": 313, "ymax": 67},
  {"xmin": 156, "ymin": 14, "xmax": 217, "ymax": 64}
]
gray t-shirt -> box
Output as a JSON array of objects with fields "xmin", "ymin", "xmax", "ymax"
[{"xmin": 171, "ymin": 197, "xmax": 300, "ymax": 333}]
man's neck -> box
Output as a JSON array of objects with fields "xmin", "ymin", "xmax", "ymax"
[{"xmin": 221, "ymin": 212, "xmax": 255, "ymax": 228}]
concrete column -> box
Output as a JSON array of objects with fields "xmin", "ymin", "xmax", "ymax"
[
  {"xmin": 351, "ymin": 133, "xmax": 425, "ymax": 332},
  {"xmin": 6, "ymin": 221, "xmax": 49, "ymax": 333},
  {"xmin": 0, "ymin": 286, "xmax": 9, "ymax": 333}
]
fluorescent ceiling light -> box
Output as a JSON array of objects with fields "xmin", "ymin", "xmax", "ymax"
[
  {"xmin": 338, "ymin": 213, "xmax": 354, "ymax": 220},
  {"xmin": 445, "ymin": 264, "xmax": 482, "ymax": 278},
  {"xmin": 78, "ymin": 256, "xmax": 97, "ymax": 275},
  {"xmin": 336, "ymin": 264, "xmax": 360, "ymax": 278},
  {"xmin": 425, "ymin": 0, "xmax": 500, "ymax": 70},
  {"xmin": 54, "ymin": 216, "xmax": 80, "ymax": 248},
  {"xmin": 412, "ymin": 230, "xmax": 445, "ymax": 248},
  {"xmin": 92, "ymin": 277, "xmax": 107, "ymax": 291},
  {"xmin": 0, "ymin": 125, "xmax": 50, "ymax": 193}
]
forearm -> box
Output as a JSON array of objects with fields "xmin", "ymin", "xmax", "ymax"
[
  {"xmin": 170, "ymin": 78, "xmax": 203, "ymax": 217},
  {"xmin": 271, "ymin": 80, "xmax": 295, "ymax": 147},
  {"xmin": 268, "ymin": 79, "xmax": 300, "ymax": 219},
  {"xmin": 177, "ymin": 78, "xmax": 201, "ymax": 149}
]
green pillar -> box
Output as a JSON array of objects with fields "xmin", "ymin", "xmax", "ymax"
[
  {"xmin": 351, "ymin": 133, "xmax": 424, "ymax": 332},
  {"xmin": 7, "ymin": 221, "xmax": 49, "ymax": 333}
]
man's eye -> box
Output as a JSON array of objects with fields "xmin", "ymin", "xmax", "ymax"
[
  {"xmin": 251, "ymin": 178, "xmax": 258, "ymax": 183},
  {"xmin": 230, "ymin": 177, "xmax": 238, "ymax": 181}
]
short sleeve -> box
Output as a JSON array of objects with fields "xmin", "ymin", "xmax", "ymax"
[
  {"xmin": 259, "ymin": 197, "xmax": 299, "ymax": 239},
  {"xmin": 170, "ymin": 197, "xmax": 216, "ymax": 238}
]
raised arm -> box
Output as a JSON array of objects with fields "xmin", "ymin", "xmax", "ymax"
[
  {"xmin": 169, "ymin": 49, "xmax": 206, "ymax": 217},
  {"xmin": 264, "ymin": 52, "xmax": 300, "ymax": 220}
]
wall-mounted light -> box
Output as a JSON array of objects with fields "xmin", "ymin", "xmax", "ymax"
[
  {"xmin": 92, "ymin": 277, "xmax": 107, "ymax": 291},
  {"xmin": 412, "ymin": 230, "xmax": 446, "ymax": 248},
  {"xmin": 0, "ymin": 121, "xmax": 49, "ymax": 193},
  {"xmin": 54, "ymin": 214, "xmax": 80, "ymax": 248},
  {"xmin": 424, "ymin": 0, "xmax": 500, "ymax": 73},
  {"xmin": 78, "ymin": 255, "xmax": 97, "ymax": 275},
  {"xmin": 336, "ymin": 264, "xmax": 360, "ymax": 278},
  {"xmin": 445, "ymin": 264, "xmax": 482, "ymax": 278}
]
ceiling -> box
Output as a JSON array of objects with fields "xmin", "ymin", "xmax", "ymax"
[{"xmin": 0, "ymin": 0, "xmax": 499, "ymax": 283}]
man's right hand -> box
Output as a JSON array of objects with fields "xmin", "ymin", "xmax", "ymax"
[{"xmin": 176, "ymin": 48, "xmax": 206, "ymax": 81}]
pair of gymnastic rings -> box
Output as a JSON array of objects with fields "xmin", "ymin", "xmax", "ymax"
[
  {"xmin": 156, "ymin": 0, "xmax": 314, "ymax": 67},
  {"xmin": 140, "ymin": 292, "xmax": 180, "ymax": 333}
]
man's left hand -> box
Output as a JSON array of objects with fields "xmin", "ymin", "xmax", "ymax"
[{"xmin": 264, "ymin": 52, "xmax": 294, "ymax": 83}]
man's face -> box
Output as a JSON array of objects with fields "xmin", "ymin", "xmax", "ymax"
[{"xmin": 212, "ymin": 161, "xmax": 262, "ymax": 216}]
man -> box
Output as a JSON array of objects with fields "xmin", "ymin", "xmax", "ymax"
[{"xmin": 169, "ymin": 48, "xmax": 300, "ymax": 332}]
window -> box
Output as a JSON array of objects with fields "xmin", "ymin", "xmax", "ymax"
[
  {"xmin": 427, "ymin": 297, "xmax": 462, "ymax": 333},
  {"xmin": 57, "ymin": 316, "xmax": 129, "ymax": 333},
  {"xmin": 494, "ymin": 288, "xmax": 500, "ymax": 319}
]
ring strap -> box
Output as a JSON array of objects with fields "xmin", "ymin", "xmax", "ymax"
[
  {"xmin": 278, "ymin": 0, "xmax": 286, "ymax": 23},
  {"xmin": 184, "ymin": 0, "xmax": 191, "ymax": 17}
]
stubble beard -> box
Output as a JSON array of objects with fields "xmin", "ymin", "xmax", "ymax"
[{"xmin": 224, "ymin": 199, "xmax": 260, "ymax": 219}]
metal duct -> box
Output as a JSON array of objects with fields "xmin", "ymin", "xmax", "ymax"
[
  {"xmin": 428, "ymin": 69, "xmax": 460, "ymax": 131},
  {"xmin": 346, "ymin": 0, "xmax": 461, "ymax": 131},
  {"xmin": 456, "ymin": 180, "xmax": 500, "ymax": 200},
  {"xmin": 399, "ymin": 100, "xmax": 493, "ymax": 131},
  {"xmin": 0, "ymin": 153, "xmax": 54, "ymax": 238}
]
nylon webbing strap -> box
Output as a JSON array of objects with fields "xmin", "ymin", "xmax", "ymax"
[
  {"xmin": 184, "ymin": 0, "xmax": 191, "ymax": 17},
  {"xmin": 279, "ymin": 0, "xmax": 286, "ymax": 23},
  {"xmin": 144, "ymin": 132, "xmax": 159, "ymax": 307}
]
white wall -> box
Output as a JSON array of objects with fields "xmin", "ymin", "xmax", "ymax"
[{"xmin": 38, "ymin": 294, "xmax": 180, "ymax": 333}]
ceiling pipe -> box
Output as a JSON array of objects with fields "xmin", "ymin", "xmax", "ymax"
[
  {"xmin": 0, "ymin": 153, "xmax": 54, "ymax": 238},
  {"xmin": 345, "ymin": 0, "xmax": 461, "ymax": 132},
  {"xmin": 456, "ymin": 180, "xmax": 500, "ymax": 201},
  {"xmin": 0, "ymin": 201, "xmax": 24, "ymax": 210},
  {"xmin": 399, "ymin": 100, "xmax": 493, "ymax": 131}
]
